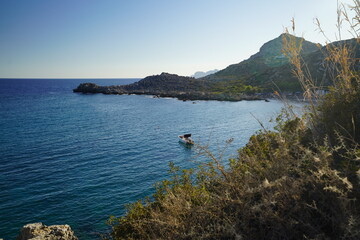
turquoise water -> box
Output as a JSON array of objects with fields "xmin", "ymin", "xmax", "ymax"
[{"xmin": 0, "ymin": 79, "xmax": 297, "ymax": 239}]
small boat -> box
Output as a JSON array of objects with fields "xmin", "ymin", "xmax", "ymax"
[{"xmin": 178, "ymin": 134, "xmax": 194, "ymax": 145}]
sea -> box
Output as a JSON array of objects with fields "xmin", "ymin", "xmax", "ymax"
[{"xmin": 0, "ymin": 78, "xmax": 303, "ymax": 239}]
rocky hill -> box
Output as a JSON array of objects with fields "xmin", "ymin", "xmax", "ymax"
[
  {"xmin": 245, "ymin": 37, "xmax": 360, "ymax": 91},
  {"xmin": 202, "ymin": 34, "xmax": 323, "ymax": 92},
  {"xmin": 205, "ymin": 34, "xmax": 319, "ymax": 82}
]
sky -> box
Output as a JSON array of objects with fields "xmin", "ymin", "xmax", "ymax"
[{"xmin": 0, "ymin": 0, "xmax": 355, "ymax": 78}]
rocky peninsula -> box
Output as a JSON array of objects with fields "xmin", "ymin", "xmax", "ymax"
[{"xmin": 73, "ymin": 72, "xmax": 266, "ymax": 101}]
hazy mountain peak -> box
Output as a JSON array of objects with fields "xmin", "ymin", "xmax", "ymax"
[{"xmin": 192, "ymin": 69, "xmax": 219, "ymax": 79}]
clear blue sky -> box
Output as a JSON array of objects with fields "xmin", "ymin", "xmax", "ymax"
[{"xmin": 0, "ymin": 0, "xmax": 354, "ymax": 78}]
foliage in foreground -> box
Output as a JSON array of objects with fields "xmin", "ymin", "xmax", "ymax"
[
  {"xmin": 106, "ymin": 111, "xmax": 360, "ymax": 239},
  {"xmin": 106, "ymin": 2, "xmax": 360, "ymax": 239}
]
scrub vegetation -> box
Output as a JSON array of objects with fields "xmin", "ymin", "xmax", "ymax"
[{"xmin": 106, "ymin": 1, "xmax": 360, "ymax": 239}]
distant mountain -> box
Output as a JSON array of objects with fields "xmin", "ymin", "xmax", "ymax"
[{"xmin": 192, "ymin": 69, "xmax": 219, "ymax": 79}]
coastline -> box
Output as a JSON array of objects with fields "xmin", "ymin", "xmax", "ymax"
[{"xmin": 72, "ymin": 82, "xmax": 269, "ymax": 102}]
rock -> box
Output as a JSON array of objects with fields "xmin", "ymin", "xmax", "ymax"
[
  {"xmin": 73, "ymin": 83, "xmax": 100, "ymax": 93},
  {"xmin": 17, "ymin": 222, "xmax": 78, "ymax": 240}
]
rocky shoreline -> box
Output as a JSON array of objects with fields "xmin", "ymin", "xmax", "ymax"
[
  {"xmin": 9, "ymin": 223, "xmax": 78, "ymax": 240},
  {"xmin": 73, "ymin": 82, "xmax": 267, "ymax": 101}
]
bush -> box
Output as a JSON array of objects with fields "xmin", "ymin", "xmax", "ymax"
[{"xmin": 106, "ymin": 112, "xmax": 359, "ymax": 239}]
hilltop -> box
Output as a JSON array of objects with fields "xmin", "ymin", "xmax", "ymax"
[{"xmin": 206, "ymin": 33, "xmax": 319, "ymax": 81}]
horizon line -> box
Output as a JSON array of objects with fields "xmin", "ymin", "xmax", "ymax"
[{"xmin": 0, "ymin": 77, "xmax": 143, "ymax": 80}]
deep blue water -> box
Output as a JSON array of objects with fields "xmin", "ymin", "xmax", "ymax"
[{"xmin": 0, "ymin": 79, "xmax": 299, "ymax": 239}]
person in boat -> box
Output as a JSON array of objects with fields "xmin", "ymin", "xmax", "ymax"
[
  {"xmin": 183, "ymin": 134, "xmax": 191, "ymax": 139},
  {"xmin": 179, "ymin": 134, "xmax": 194, "ymax": 144}
]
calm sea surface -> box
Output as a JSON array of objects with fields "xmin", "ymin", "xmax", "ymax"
[{"xmin": 0, "ymin": 79, "xmax": 302, "ymax": 239}]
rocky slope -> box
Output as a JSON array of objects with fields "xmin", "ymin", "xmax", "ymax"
[
  {"xmin": 244, "ymin": 38, "xmax": 360, "ymax": 91},
  {"xmin": 205, "ymin": 33, "xmax": 319, "ymax": 82}
]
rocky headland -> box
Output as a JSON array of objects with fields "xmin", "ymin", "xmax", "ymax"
[{"xmin": 73, "ymin": 72, "xmax": 266, "ymax": 101}]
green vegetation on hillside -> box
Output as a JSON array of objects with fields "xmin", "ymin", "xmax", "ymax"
[
  {"xmin": 211, "ymin": 79, "xmax": 262, "ymax": 94},
  {"xmin": 106, "ymin": 2, "xmax": 360, "ymax": 239}
]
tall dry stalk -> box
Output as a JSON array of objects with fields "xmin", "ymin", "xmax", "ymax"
[{"xmin": 283, "ymin": 0, "xmax": 360, "ymax": 143}]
